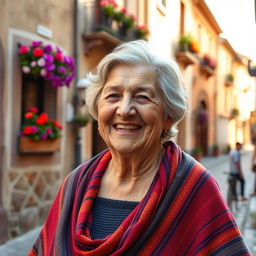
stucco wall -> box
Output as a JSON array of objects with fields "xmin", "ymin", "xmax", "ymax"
[{"xmin": 0, "ymin": 0, "xmax": 75, "ymax": 239}]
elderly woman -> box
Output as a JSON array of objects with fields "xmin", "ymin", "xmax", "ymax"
[{"xmin": 29, "ymin": 40, "xmax": 250, "ymax": 255}]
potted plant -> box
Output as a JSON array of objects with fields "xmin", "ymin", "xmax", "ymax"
[
  {"xmin": 225, "ymin": 73, "xmax": 234, "ymax": 87},
  {"xmin": 231, "ymin": 108, "xmax": 239, "ymax": 118},
  {"xmin": 212, "ymin": 144, "xmax": 220, "ymax": 157},
  {"xmin": 201, "ymin": 54, "xmax": 217, "ymax": 70},
  {"xmin": 178, "ymin": 34, "xmax": 200, "ymax": 53},
  {"xmin": 19, "ymin": 107, "xmax": 63, "ymax": 153},
  {"xmin": 191, "ymin": 146, "xmax": 203, "ymax": 161},
  {"xmin": 18, "ymin": 41, "xmax": 75, "ymax": 87},
  {"xmin": 134, "ymin": 24, "xmax": 150, "ymax": 39},
  {"xmin": 179, "ymin": 34, "xmax": 192, "ymax": 52},
  {"xmin": 72, "ymin": 113, "xmax": 91, "ymax": 128}
]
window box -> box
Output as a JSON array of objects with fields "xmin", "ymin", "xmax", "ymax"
[
  {"xmin": 200, "ymin": 65, "xmax": 215, "ymax": 78},
  {"xmin": 19, "ymin": 137, "xmax": 60, "ymax": 154},
  {"xmin": 176, "ymin": 51, "xmax": 199, "ymax": 68}
]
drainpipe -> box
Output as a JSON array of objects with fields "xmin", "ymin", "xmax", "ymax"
[{"xmin": 73, "ymin": 0, "xmax": 82, "ymax": 167}]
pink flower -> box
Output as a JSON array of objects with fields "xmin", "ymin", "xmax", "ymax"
[
  {"xmin": 40, "ymin": 134, "xmax": 47, "ymax": 140},
  {"xmin": 46, "ymin": 127, "xmax": 53, "ymax": 135},
  {"xmin": 37, "ymin": 58, "xmax": 46, "ymax": 67},
  {"xmin": 100, "ymin": 0, "xmax": 108, "ymax": 7},
  {"xmin": 40, "ymin": 69, "xmax": 47, "ymax": 76},
  {"xmin": 31, "ymin": 41, "xmax": 42, "ymax": 47},
  {"xmin": 30, "ymin": 126, "xmax": 38, "ymax": 134},
  {"xmin": 30, "ymin": 61, "xmax": 37, "ymax": 67},
  {"xmin": 121, "ymin": 7, "xmax": 127, "ymax": 14},
  {"xmin": 22, "ymin": 66, "xmax": 31, "ymax": 74},
  {"xmin": 19, "ymin": 45, "xmax": 29, "ymax": 54},
  {"xmin": 55, "ymin": 52, "xmax": 63, "ymax": 62}
]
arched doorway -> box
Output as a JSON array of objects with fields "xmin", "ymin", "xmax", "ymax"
[
  {"xmin": 0, "ymin": 38, "xmax": 8, "ymax": 244},
  {"xmin": 195, "ymin": 100, "xmax": 209, "ymax": 156}
]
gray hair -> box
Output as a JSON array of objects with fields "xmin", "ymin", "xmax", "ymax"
[{"xmin": 85, "ymin": 40, "xmax": 187, "ymax": 140}]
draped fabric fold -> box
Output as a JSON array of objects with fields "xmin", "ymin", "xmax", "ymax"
[{"xmin": 28, "ymin": 141, "xmax": 251, "ymax": 256}]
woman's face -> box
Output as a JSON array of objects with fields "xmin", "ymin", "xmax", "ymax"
[{"xmin": 97, "ymin": 64, "xmax": 170, "ymax": 155}]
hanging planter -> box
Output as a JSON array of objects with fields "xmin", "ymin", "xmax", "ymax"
[
  {"xmin": 19, "ymin": 107, "xmax": 63, "ymax": 153},
  {"xmin": 18, "ymin": 41, "xmax": 75, "ymax": 87}
]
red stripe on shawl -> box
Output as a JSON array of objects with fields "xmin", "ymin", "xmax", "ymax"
[{"xmin": 138, "ymin": 164, "xmax": 206, "ymax": 255}]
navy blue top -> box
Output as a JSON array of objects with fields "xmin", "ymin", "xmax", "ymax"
[{"xmin": 90, "ymin": 197, "xmax": 139, "ymax": 240}]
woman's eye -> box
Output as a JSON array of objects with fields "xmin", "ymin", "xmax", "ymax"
[
  {"xmin": 135, "ymin": 95, "xmax": 150, "ymax": 100},
  {"xmin": 107, "ymin": 94, "xmax": 120, "ymax": 99}
]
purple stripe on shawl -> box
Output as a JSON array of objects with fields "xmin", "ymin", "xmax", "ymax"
[
  {"xmin": 211, "ymin": 237, "xmax": 249, "ymax": 255},
  {"xmin": 152, "ymin": 170, "xmax": 211, "ymax": 255},
  {"xmin": 182, "ymin": 209, "xmax": 231, "ymax": 255}
]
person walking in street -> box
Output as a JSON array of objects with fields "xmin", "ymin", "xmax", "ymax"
[
  {"xmin": 229, "ymin": 142, "xmax": 248, "ymax": 201},
  {"xmin": 28, "ymin": 40, "xmax": 251, "ymax": 255},
  {"xmin": 251, "ymin": 132, "xmax": 256, "ymax": 196}
]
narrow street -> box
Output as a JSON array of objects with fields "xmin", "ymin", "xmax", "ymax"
[
  {"xmin": 201, "ymin": 149, "xmax": 256, "ymax": 255},
  {"xmin": 0, "ymin": 150, "xmax": 255, "ymax": 256}
]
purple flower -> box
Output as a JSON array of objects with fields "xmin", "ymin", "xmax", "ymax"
[
  {"xmin": 30, "ymin": 126, "xmax": 38, "ymax": 134},
  {"xmin": 44, "ymin": 44, "xmax": 53, "ymax": 53},
  {"xmin": 43, "ymin": 53, "xmax": 54, "ymax": 63},
  {"xmin": 19, "ymin": 132, "xmax": 24, "ymax": 137},
  {"xmin": 31, "ymin": 41, "xmax": 42, "ymax": 47},
  {"xmin": 45, "ymin": 63, "xmax": 55, "ymax": 71},
  {"xmin": 46, "ymin": 127, "xmax": 53, "ymax": 135},
  {"xmin": 57, "ymin": 66, "xmax": 67, "ymax": 74},
  {"xmin": 40, "ymin": 134, "xmax": 48, "ymax": 140},
  {"xmin": 56, "ymin": 46, "xmax": 62, "ymax": 53},
  {"xmin": 45, "ymin": 72, "xmax": 54, "ymax": 81}
]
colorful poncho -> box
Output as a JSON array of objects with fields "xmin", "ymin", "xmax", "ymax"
[{"xmin": 29, "ymin": 141, "xmax": 251, "ymax": 256}]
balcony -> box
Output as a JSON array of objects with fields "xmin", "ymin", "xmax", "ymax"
[
  {"xmin": 176, "ymin": 51, "xmax": 199, "ymax": 69},
  {"xmin": 82, "ymin": 1, "xmax": 147, "ymax": 56}
]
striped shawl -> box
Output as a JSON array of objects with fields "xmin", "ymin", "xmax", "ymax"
[{"xmin": 28, "ymin": 141, "xmax": 251, "ymax": 255}]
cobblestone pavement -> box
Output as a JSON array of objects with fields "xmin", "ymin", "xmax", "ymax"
[{"xmin": 0, "ymin": 150, "xmax": 255, "ymax": 255}]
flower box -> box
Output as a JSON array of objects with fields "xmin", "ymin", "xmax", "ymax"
[
  {"xmin": 19, "ymin": 137, "xmax": 60, "ymax": 153},
  {"xmin": 176, "ymin": 51, "xmax": 199, "ymax": 68},
  {"xmin": 200, "ymin": 65, "xmax": 215, "ymax": 78}
]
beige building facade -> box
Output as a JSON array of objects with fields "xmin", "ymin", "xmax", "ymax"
[
  {"xmin": 0, "ymin": 0, "xmax": 75, "ymax": 242},
  {"xmin": 0, "ymin": 0, "xmax": 255, "ymax": 244}
]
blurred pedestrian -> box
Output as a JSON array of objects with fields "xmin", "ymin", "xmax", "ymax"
[
  {"xmin": 229, "ymin": 142, "xmax": 248, "ymax": 201},
  {"xmin": 251, "ymin": 132, "xmax": 256, "ymax": 196},
  {"xmin": 28, "ymin": 40, "xmax": 250, "ymax": 255}
]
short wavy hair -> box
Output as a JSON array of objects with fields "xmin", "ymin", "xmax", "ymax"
[{"xmin": 85, "ymin": 40, "xmax": 187, "ymax": 140}]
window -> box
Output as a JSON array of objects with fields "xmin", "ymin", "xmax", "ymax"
[
  {"xmin": 157, "ymin": 0, "xmax": 167, "ymax": 15},
  {"xmin": 21, "ymin": 74, "xmax": 57, "ymax": 124}
]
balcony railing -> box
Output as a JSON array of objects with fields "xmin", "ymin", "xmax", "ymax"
[{"xmin": 83, "ymin": 1, "xmax": 145, "ymax": 55}]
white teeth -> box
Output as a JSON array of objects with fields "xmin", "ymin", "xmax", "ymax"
[{"xmin": 115, "ymin": 124, "xmax": 139, "ymax": 130}]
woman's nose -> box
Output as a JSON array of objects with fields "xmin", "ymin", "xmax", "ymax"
[{"xmin": 116, "ymin": 96, "xmax": 136, "ymax": 118}]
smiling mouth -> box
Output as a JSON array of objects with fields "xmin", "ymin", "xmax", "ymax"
[{"xmin": 114, "ymin": 124, "xmax": 142, "ymax": 132}]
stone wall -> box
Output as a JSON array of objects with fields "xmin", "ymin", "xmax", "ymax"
[{"xmin": 8, "ymin": 168, "xmax": 61, "ymax": 238}]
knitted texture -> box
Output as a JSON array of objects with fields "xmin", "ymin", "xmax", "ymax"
[{"xmin": 91, "ymin": 197, "xmax": 138, "ymax": 240}]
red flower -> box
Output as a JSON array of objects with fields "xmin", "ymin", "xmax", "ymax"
[
  {"xmin": 51, "ymin": 120, "xmax": 63, "ymax": 129},
  {"xmin": 19, "ymin": 45, "xmax": 29, "ymax": 54},
  {"xmin": 23, "ymin": 126, "xmax": 32, "ymax": 135},
  {"xmin": 27, "ymin": 107, "xmax": 38, "ymax": 114},
  {"xmin": 121, "ymin": 7, "xmax": 127, "ymax": 14},
  {"xmin": 55, "ymin": 52, "xmax": 63, "ymax": 62},
  {"xmin": 25, "ymin": 112, "xmax": 33, "ymax": 119},
  {"xmin": 36, "ymin": 113, "xmax": 48, "ymax": 125},
  {"xmin": 33, "ymin": 47, "xmax": 43, "ymax": 58}
]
